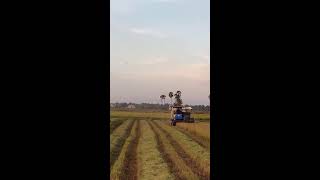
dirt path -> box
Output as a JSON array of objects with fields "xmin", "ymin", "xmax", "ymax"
[
  {"xmin": 152, "ymin": 121, "xmax": 210, "ymax": 180},
  {"xmin": 120, "ymin": 120, "xmax": 141, "ymax": 180}
]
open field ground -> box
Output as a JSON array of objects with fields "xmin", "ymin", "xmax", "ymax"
[
  {"xmin": 110, "ymin": 111, "xmax": 210, "ymax": 180},
  {"xmin": 111, "ymin": 111, "xmax": 210, "ymax": 121}
]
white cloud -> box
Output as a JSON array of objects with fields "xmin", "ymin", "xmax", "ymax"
[{"xmin": 130, "ymin": 28, "xmax": 167, "ymax": 38}]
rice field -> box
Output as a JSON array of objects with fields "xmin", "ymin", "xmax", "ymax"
[{"xmin": 110, "ymin": 111, "xmax": 210, "ymax": 180}]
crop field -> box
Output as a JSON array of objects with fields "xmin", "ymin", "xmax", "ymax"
[
  {"xmin": 110, "ymin": 111, "xmax": 211, "ymax": 180},
  {"xmin": 111, "ymin": 111, "xmax": 210, "ymax": 121}
]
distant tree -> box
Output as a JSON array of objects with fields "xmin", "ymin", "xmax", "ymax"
[{"xmin": 160, "ymin": 95, "xmax": 166, "ymax": 105}]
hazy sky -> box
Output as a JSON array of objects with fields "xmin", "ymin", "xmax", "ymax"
[{"xmin": 110, "ymin": 0, "xmax": 210, "ymax": 105}]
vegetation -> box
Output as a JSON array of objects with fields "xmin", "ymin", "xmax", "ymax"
[
  {"xmin": 148, "ymin": 120, "xmax": 200, "ymax": 180},
  {"xmin": 110, "ymin": 119, "xmax": 135, "ymax": 167},
  {"xmin": 110, "ymin": 110, "xmax": 211, "ymax": 179},
  {"xmin": 137, "ymin": 120, "xmax": 174, "ymax": 180},
  {"xmin": 153, "ymin": 120, "xmax": 210, "ymax": 178},
  {"xmin": 111, "ymin": 111, "xmax": 210, "ymax": 120},
  {"xmin": 110, "ymin": 120, "xmax": 139, "ymax": 179},
  {"xmin": 176, "ymin": 122, "xmax": 210, "ymax": 140},
  {"xmin": 110, "ymin": 118, "xmax": 125, "ymax": 134}
]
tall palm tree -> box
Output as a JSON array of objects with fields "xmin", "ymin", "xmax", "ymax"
[
  {"xmin": 160, "ymin": 95, "xmax": 166, "ymax": 105},
  {"xmin": 168, "ymin": 92, "xmax": 173, "ymax": 104},
  {"xmin": 160, "ymin": 95, "xmax": 163, "ymax": 104}
]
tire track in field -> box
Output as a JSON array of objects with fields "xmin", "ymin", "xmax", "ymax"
[
  {"xmin": 148, "ymin": 121, "xmax": 194, "ymax": 180},
  {"xmin": 120, "ymin": 120, "xmax": 141, "ymax": 180},
  {"xmin": 110, "ymin": 119, "xmax": 135, "ymax": 168},
  {"xmin": 151, "ymin": 120, "xmax": 210, "ymax": 180}
]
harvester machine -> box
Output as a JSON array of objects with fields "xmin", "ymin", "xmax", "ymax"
[{"xmin": 169, "ymin": 106, "xmax": 195, "ymax": 126}]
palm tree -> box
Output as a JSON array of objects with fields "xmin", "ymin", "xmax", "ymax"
[
  {"xmin": 160, "ymin": 95, "xmax": 166, "ymax": 105},
  {"xmin": 208, "ymin": 94, "xmax": 210, "ymax": 101},
  {"xmin": 168, "ymin": 92, "xmax": 173, "ymax": 104}
]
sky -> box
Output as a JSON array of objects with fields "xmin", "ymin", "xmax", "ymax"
[{"xmin": 110, "ymin": 0, "xmax": 210, "ymax": 105}]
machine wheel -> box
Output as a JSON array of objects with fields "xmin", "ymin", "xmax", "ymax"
[{"xmin": 173, "ymin": 121, "xmax": 176, "ymax": 126}]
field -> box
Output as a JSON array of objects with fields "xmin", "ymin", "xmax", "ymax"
[
  {"xmin": 111, "ymin": 111, "xmax": 210, "ymax": 121},
  {"xmin": 110, "ymin": 111, "xmax": 210, "ymax": 180}
]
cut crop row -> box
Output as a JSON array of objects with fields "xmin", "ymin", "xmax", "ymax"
[
  {"xmin": 163, "ymin": 121, "xmax": 210, "ymax": 150},
  {"xmin": 148, "ymin": 121, "xmax": 199, "ymax": 180},
  {"xmin": 153, "ymin": 120, "xmax": 210, "ymax": 179},
  {"xmin": 110, "ymin": 119, "xmax": 135, "ymax": 168},
  {"xmin": 110, "ymin": 118, "xmax": 125, "ymax": 134},
  {"xmin": 110, "ymin": 120, "xmax": 141, "ymax": 180},
  {"xmin": 137, "ymin": 120, "xmax": 174, "ymax": 180}
]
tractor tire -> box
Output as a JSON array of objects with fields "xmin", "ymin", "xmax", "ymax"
[{"xmin": 173, "ymin": 121, "xmax": 176, "ymax": 126}]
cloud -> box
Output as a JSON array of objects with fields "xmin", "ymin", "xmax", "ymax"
[{"xmin": 130, "ymin": 28, "xmax": 167, "ymax": 38}]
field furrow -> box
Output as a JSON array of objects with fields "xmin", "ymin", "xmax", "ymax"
[
  {"xmin": 148, "ymin": 121, "xmax": 199, "ymax": 180},
  {"xmin": 137, "ymin": 120, "xmax": 174, "ymax": 180},
  {"xmin": 153, "ymin": 121, "xmax": 210, "ymax": 179},
  {"xmin": 110, "ymin": 119, "xmax": 125, "ymax": 134},
  {"xmin": 121, "ymin": 120, "xmax": 141, "ymax": 180},
  {"xmin": 110, "ymin": 119, "xmax": 135, "ymax": 168},
  {"xmin": 110, "ymin": 120, "xmax": 138, "ymax": 179}
]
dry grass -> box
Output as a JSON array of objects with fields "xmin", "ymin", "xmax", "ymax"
[
  {"xmin": 110, "ymin": 120, "xmax": 138, "ymax": 180},
  {"xmin": 176, "ymin": 122, "xmax": 210, "ymax": 140},
  {"xmin": 148, "ymin": 121, "xmax": 200, "ymax": 180},
  {"xmin": 110, "ymin": 118, "xmax": 125, "ymax": 134},
  {"xmin": 110, "ymin": 119, "xmax": 135, "ymax": 167},
  {"xmin": 137, "ymin": 120, "xmax": 174, "ymax": 180},
  {"xmin": 154, "ymin": 120, "xmax": 210, "ymax": 178},
  {"xmin": 111, "ymin": 111, "xmax": 210, "ymax": 121}
]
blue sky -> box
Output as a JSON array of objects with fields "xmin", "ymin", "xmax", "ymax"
[{"xmin": 110, "ymin": 0, "xmax": 210, "ymax": 105}]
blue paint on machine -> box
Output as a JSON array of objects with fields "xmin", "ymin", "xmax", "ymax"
[{"xmin": 175, "ymin": 114, "xmax": 184, "ymax": 121}]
